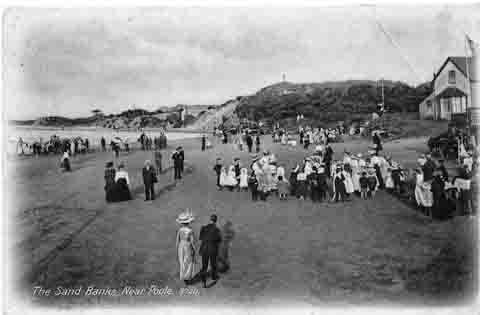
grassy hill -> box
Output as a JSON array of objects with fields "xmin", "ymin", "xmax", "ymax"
[{"xmin": 235, "ymin": 80, "xmax": 432, "ymax": 127}]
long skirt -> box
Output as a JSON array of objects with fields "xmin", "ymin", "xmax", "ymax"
[
  {"xmin": 415, "ymin": 184, "xmax": 433, "ymax": 207},
  {"xmin": 178, "ymin": 241, "xmax": 196, "ymax": 281}
]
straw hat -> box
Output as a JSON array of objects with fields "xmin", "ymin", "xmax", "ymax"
[
  {"xmin": 176, "ymin": 210, "xmax": 195, "ymax": 224},
  {"xmin": 357, "ymin": 153, "xmax": 362, "ymax": 158}
]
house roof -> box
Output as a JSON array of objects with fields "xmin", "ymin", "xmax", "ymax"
[{"xmin": 434, "ymin": 56, "xmax": 476, "ymax": 83}]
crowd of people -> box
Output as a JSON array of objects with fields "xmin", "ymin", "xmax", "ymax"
[
  {"xmin": 17, "ymin": 135, "xmax": 91, "ymax": 157},
  {"xmin": 211, "ymin": 131, "xmax": 477, "ymax": 220},
  {"xmin": 102, "ymin": 143, "xmax": 184, "ymax": 203}
]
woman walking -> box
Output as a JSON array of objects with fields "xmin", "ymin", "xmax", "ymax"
[{"xmin": 176, "ymin": 210, "xmax": 197, "ymax": 285}]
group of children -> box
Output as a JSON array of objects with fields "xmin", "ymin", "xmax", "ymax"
[{"xmin": 211, "ymin": 147, "xmax": 386, "ymax": 203}]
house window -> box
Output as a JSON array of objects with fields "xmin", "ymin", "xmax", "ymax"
[
  {"xmin": 448, "ymin": 70, "xmax": 456, "ymax": 84},
  {"xmin": 446, "ymin": 99, "xmax": 452, "ymax": 112},
  {"xmin": 426, "ymin": 100, "xmax": 432, "ymax": 110}
]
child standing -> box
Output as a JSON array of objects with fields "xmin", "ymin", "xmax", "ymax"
[
  {"xmin": 219, "ymin": 166, "xmax": 228, "ymax": 190},
  {"xmin": 296, "ymin": 171, "xmax": 307, "ymax": 200},
  {"xmin": 367, "ymin": 169, "xmax": 378, "ymax": 198},
  {"xmin": 359, "ymin": 171, "xmax": 369, "ymax": 200},
  {"xmin": 213, "ymin": 158, "xmax": 223, "ymax": 189},
  {"xmin": 239, "ymin": 167, "xmax": 248, "ymax": 190},
  {"xmin": 333, "ymin": 167, "xmax": 346, "ymax": 202},
  {"xmin": 248, "ymin": 171, "xmax": 259, "ymax": 201},
  {"xmin": 277, "ymin": 175, "xmax": 290, "ymax": 200}
]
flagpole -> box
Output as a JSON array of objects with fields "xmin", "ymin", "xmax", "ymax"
[{"xmin": 465, "ymin": 35, "xmax": 471, "ymax": 110}]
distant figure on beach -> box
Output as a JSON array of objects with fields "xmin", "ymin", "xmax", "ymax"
[
  {"xmin": 104, "ymin": 161, "xmax": 116, "ymax": 202},
  {"xmin": 213, "ymin": 158, "xmax": 223, "ymax": 189},
  {"xmin": 142, "ymin": 160, "xmax": 157, "ymax": 201},
  {"xmin": 372, "ymin": 131, "xmax": 382, "ymax": 155},
  {"xmin": 223, "ymin": 131, "xmax": 228, "ymax": 144},
  {"xmin": 255, "ymin": 135, "xmax": 261, "ymax": 153},
  {"xmin": 176, "ymin": 211, "xmax": 197, "ymax": 285},
  {"xmin": 199, "ymin": 214, "xmax": 222, "ymax": 288},
  {"xmin": 201, "ymin": 134, "xmax": 206, "ymax": 151},
  {"xmin": 154, "ymin": 149, "xmax": 162, "ymax": 174},
  {"xmin": 172, "ymin": 147, "xmax": 183, "ymax": 180},
  {"xmin": 60, "ymin": 152, "xmax": 71, "ymax": 172},
  {"xmin": 17, "ymin": 137, "xmax": 24, "ymax": 155},
  {"xmin": 101, "ymin": 137, "xmax": 106, "ymax": 152}
]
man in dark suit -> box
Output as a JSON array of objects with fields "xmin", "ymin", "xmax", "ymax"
[
  {"xmin": 172, "ymin": 147, "xmax": 183, "ymax": 180},
  {"xmin": 199, "ymin": 214, "xmax": 222, "ymax": 288},
  {"xmin": 142, "ymin": 160, "xmax": 157, "ymax": 201}
]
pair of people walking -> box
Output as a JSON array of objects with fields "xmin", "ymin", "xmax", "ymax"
[{"xmin": 176, "ymin": 211, "xmax": 234, "ymax": 288}]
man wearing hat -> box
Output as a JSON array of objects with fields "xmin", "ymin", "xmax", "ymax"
[
  {"xmin": 199, "ymin": 214, "xmax": 222, "ymax": 287},
  {"xmin": 172, "ymin": 147, "xmax": 183, "ymax": 180},
  {"xmin": 422, "ymin": 153, "xmax": 436, "ymax": 182}
]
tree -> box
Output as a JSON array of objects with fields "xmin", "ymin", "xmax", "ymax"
[{"xmin": 91, "ymin": 109, "xmax": 103, "ymax": 117}]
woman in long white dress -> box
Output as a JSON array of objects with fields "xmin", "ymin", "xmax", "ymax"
[
  {"xmin": 219, "ymin": 166, "xmax": 228, "ymax": 188},
  {"xmin": 414, "ymin": 168, "xmax": 433, "ymax": 209},
  {"xmin": 239, "ymin": 167, "xmax": 249, "ymax": 190},
  {"xmin": 225, "ymin": 165, "xmax": 238, "ymax": 189},
  {"xmin": 176, "ymin": 211, "xmax": 197, "ymax": 284}
]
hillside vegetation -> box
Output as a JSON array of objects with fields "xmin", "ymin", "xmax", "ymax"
[{"xmin": 235, "ymin": 80, "xmax": 432, "ymax": 127}]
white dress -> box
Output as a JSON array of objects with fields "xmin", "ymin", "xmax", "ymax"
[
  {"xmin": 220, "ymin": 171, "xmax": 228, "ymax": 187},
  {"xmin": 343, "ymin": 171, "xmax": 354, "ymax": 194},
  {"xmin": 415, "ymin": 173, "xmax": 433, "ymax": 207},
  {"xmin": 176, "ymin": 226, "xmax": 196, "ymax": 281},
  {"xmin": 239, "ymin": 172, "xmax": 248, "ymax": 188},
  {"xmin": 225, "ymin": 170, "xmax": 238, "ymax": 186},
  {"xmin": 385, "ymin": 172, "xmax": 394, "ymax": 189}
]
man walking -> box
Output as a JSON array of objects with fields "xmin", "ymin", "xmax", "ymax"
[
  {"xmin": 142, "ymin": 160, "xmax": 157, "ymax": 201},
  {"xmin": 172, "ymin": 147, "xmax": 183, "ymax": 180},
  {"xmin": 199, "ymin": 214, "xmax": 222, "ymax": 288},
  {"xmin": 154, "ymin": 149, "xmax": 162, "ymax": 175},
  {"xmin": 101, "ymin": 137, "xmax": 106, "ymax": 152},
  {"xmin": 201, "ymin": 134, "xmax": 206, "ymax": 151},
  {"xmin": 246, "ymin": 133, "xmax": 253, "ymax": 153}
]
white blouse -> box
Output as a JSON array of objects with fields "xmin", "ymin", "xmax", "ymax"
[{"xmin": 115, "ymin": 170, "xmax": 130, "ymax": 186}]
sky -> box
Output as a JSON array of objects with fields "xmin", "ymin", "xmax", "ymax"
[{"xmin": 4, "ymin": 5, "xmax": 480, "ymax": 120}]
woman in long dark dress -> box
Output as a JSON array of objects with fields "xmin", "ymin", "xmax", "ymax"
[{"xmin": 104, "ymin": 161, "xmax": 116, "ymax": 202}]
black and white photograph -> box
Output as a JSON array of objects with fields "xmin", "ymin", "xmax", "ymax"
[{"xmin": 2, "ymin": 3, "xmax": 480, "ymax": 314}]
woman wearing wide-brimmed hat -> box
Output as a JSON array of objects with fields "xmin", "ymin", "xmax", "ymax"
[{"xmin": 176, "ymin": 210, "xmax": 197, "ymax": 284}]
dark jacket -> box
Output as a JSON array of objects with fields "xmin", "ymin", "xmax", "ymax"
[
  {"xmin": 213, "ymin": 163, "xmax": 222, "ymax": 175},
  {"xmin": 199, "ymin": 223, "xmax": 222, "ymax": 256},
  {"xmin": 246, "ymin": 135, "xmax": 253, "ymax": 146},
  {"xmin": 422, "ymin": 159, "xmax": 436, "ymax": 181},
  {"xmin": 142, "ymin": 166, "xmax": 157, "ymax": 185},
  {"xmin": 172, "ymin": 151, "xmax": 182, "ymax": 167},
  {"xmin": 359, "ymin": 176, "xmax": 369, "ymax": 189}
]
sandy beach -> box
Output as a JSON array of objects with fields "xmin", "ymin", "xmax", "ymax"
[{"xmin": 7, "ymin": 135, "xmax": 476, "ymax": 307}]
